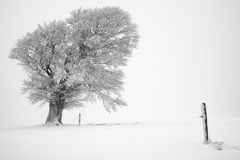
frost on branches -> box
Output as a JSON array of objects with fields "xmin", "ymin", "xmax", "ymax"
[{"xmin": 9, "ymin": 7, "xmax": 139, "ymax": 125}]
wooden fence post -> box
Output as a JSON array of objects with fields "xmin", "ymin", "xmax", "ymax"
[
  {"xmin": 201, "ymin": 103, "xmax": 209, "ymax": 144},
  {"xmin": 79, "ymin": 113, "xmax": 81, "ymax": 125}
]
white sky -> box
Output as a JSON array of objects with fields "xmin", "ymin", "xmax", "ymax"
[{"xmin": 0, "ymin": 0, "xmax": 240, "ymax": 126}]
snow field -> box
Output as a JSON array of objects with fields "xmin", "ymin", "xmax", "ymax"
[{"xmin": 0, "ymin": 120, "xmax": 239, "ymax": 160}]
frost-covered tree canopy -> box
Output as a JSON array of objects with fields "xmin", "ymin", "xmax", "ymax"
[{"xmin": 9, "ymin": 7, "xmax": 139, "ymax": 124}]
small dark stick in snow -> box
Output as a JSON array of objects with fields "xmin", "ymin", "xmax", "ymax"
[
  {"xmin": 79, "ymin": 113, "xmax": 81, "ymax": 125},
  {"xmin": 201, "ymin": 103, "xmax": 210, "ymax": 144}
]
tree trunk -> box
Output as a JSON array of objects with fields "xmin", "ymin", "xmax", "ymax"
[
  {"xmin": 58, "ymin": 107, "xmax": 63, "ymax": 124},
  {"xmin": 45, "ymin": 100, "xmax": 64, "ymax": 125},
  {"xmin": 58, "ymin": 101, "xmax": 64, "ymax": 124}
]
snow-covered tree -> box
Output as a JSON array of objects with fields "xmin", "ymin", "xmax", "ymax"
[{"xmin": 9, "ymin": 7, "xmax": 139, "ymax": 125}]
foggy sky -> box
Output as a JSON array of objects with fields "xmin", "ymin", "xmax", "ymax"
[{"xmin": 0, "ymin": 0, "xmax": 240, "ymax": 126}]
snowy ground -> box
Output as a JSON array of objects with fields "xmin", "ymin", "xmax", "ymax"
[{"xmin": 0, "ymin": 120, "xmax": 240, "ymax": 160}]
